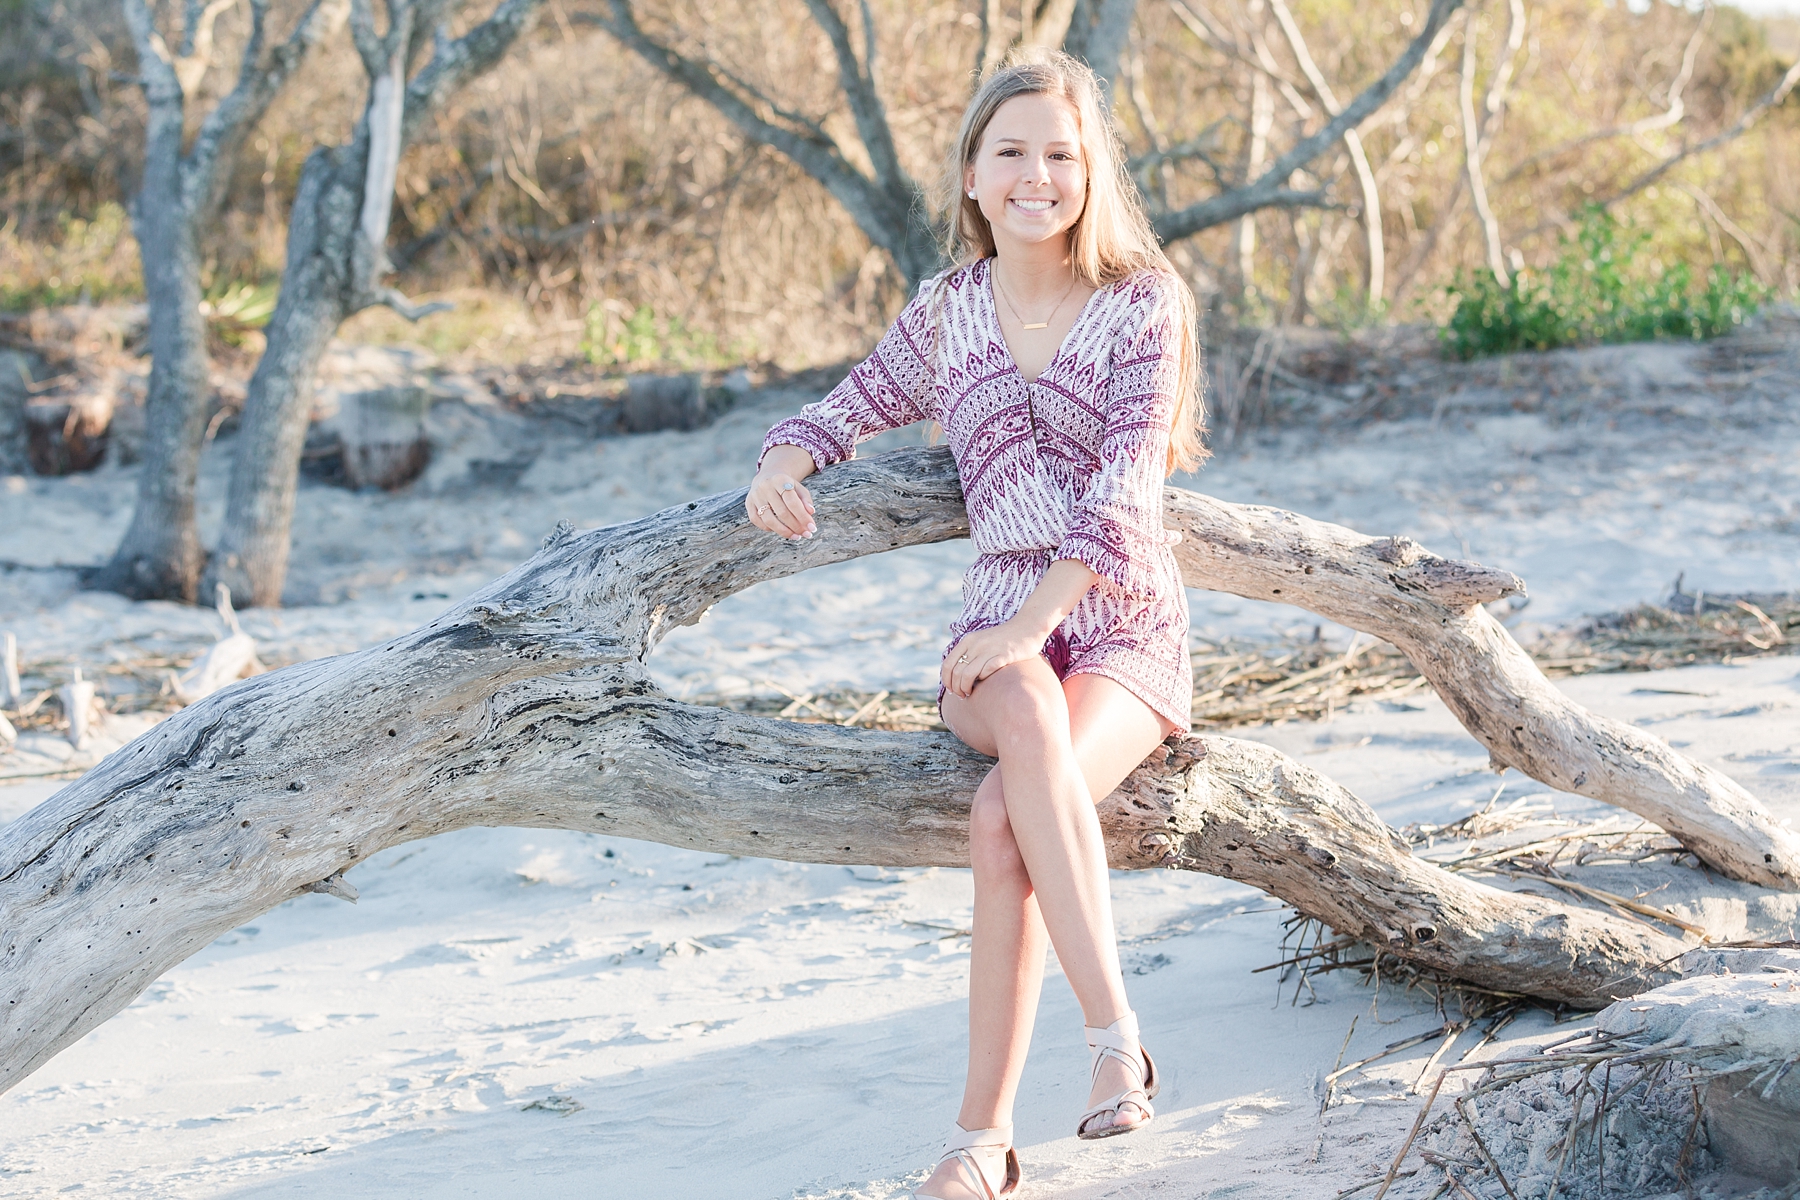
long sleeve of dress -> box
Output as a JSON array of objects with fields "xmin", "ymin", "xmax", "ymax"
[
  {"xmin": 1055, "ymin": 276, "xmax": 1185, "ymax": 599},
  {"xmin": 760, "ymin": 277, "xmax": 942, "ymax": 472}
]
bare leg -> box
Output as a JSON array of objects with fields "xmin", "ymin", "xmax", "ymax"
[
  {"xmin": 919, "ymin": 663, "xmax": 1174, "ymax": 1195},
  {"xmin": 957, "ymin": 765, "xmax": 1050, "ymax": 1133}
]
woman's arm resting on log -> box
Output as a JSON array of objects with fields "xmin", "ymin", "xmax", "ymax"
[{"xmin": 748, "ymin": 445, "xmax": 817, "ymax": 540}]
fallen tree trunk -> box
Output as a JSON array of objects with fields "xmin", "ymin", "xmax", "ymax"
[
  {"xmin": 1160, "ymin": 490, "xmax": 1800, "ymax": 890},
  {"xmin": 0, "ymin": 448, "xmax": 1706, "ymax": 1094}
]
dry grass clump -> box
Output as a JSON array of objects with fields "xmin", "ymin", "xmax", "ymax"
[
  {"xmin": 1535, "ymin": 589, "xmax": 1797, "ymax": 675},
  {"xmin": 1404, "ymin": 793, "xmax": 1710, "ymax": 937},
  {"xmin": 699, "ymin": 686, "xmax": 945, "ymax": 732},
  {"xmin": 1190, "ymin": 633, "xmax": 1429, "ymax": 726},
  {"xmin": 1365, "ymin": 1013, "xmax": 1800, "ymax": 1200}
]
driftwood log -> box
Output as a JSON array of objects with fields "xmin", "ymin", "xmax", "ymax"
[
  {"xmin": 1162, "ymin": 494, "xmax": 1800, "ymax": 891},
  {"xmin": 5, "ymin": 446, "xmax": 1782, "ymax": 1095}
]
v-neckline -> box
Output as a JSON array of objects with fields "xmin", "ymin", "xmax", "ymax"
[{"xmin": 983, "ymin": 258, "xmax": 1104, "ymax": 387}]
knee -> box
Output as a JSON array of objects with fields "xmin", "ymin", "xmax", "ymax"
[
  {"xmin": 969, "ymin": 783, "xmax": 1026, "ymax": 878},
  {"xmin": 980, "ymin": 670, "xmax": 1064, "ymax": 752}
]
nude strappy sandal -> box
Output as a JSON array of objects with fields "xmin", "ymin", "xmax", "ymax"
[
  {"xmin": 1076, "ymin": 1012, "xmax": 1160, "ymax": 1140},
  {"xmin": 910, "ymin": 1122, "xmax": 1022, "ymax": 1199}
]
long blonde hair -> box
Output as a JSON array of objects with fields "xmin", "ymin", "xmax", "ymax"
[{"xmin": 940, "ymin": 49, "xmax": 1208, "ymax": 474}]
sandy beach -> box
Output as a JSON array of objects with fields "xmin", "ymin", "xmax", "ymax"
[{"xmin": 2, "ymin": 330, "xmax": 1797, "ymax": 1198}]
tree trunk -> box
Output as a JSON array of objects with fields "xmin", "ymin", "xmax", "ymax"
[
  {"xmin": 91, "ymin": 134, "xmax": 211, "ymax": 601},
  {"xmin": 1064, "ymin": 0, "xmax": 1140, "ymax": 92},
  {"xmin": 0, "ymin": 351, "xmax": 31, "ymax": 476},
  {"xmin": 205, "ymin": 147, "xmax": 365, "ymax": 606},
  {"xmin": 94, "ymin": 0, "xmax": 344, "ymax": 601},
  {"xmin": 1, "ymin": 449, "xmax": 1727, "ymax": 1096},
  {"xmin": 206, "ymin": 0, "xmax": 546, "ymax": 607}
]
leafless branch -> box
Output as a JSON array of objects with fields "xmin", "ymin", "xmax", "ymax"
[
  {"xmin": 586, "ymin": 5, "xmax": 866, "ymax": 208},
  {"xmin": 374, "ymin": 286, "xmax": 454, "ymax": 319},
  {"xmin": 1166, "ymin": 0, "xmax": 1308, "ymax": 111},
  {"xmin": 1499, "ymin": 3, "xmax": 1712, "ymax": 185},
  {"xmin": 186, "ymin": 0, "xmax": 345, "ymax": 214},
  {"xmin": 173, "ymin": 0, "xmax": 240, "ymax": 93},
  {"xmin": 1601, "ymin": 57, "xmax": 1800, "ymax": 206},
  {"xmin": 395, "ymin": 0, "xmax": 551, "ymax": 146},
  {"xmin": 1481, "ymin": 0, "xmax": 1526, "ymax": 127},
  {"xmin": 1131, "ymin": 120, "xmax": 1236, "ymax": 185},
  {"xmin": 1268, "ymin": 0, "xmax": 1384, "ymax": 299},
  {"xmin": 1155, "ymin": 0, "xmax": 1467, "ymax": 242},
  {"xmin": 1461, "ymin": 6, "xmax": 1507, "ymax": 283},
  {"xmin": 802, "ymin": 0, "xmax": 905, "ymax": 195},
  {"xmin": 121, "ymin": 0, "xmax": 182, "ymax": 109},
  {"xmin": 586, "ymin": 0, "xmax": 935, "ymax": 283}
]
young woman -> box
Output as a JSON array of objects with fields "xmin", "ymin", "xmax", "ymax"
[{"xmin": 747, "ymin": 51, "xmax": 1205, "ymax": 1200}]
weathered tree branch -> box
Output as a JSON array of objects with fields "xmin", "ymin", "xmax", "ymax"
[
  {"xmin": 1160, "ymin": 490, "xmax": 1800, "ymax": 890},
  {"xmin": 1268, "ymin": 0, "xmax": 1384, "ymax": 301},
  {"xmin": 586, "ymin": 0, "xmax": 938, "ymax": 286},
  {"xmin": 1154, "ymin": 0, "xmax": 1466, "ymax": 241},
  {"xmin": 8, "ymin": 448, "xmax": 1775, "ymax": 1098}
]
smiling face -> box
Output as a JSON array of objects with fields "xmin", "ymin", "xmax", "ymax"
[{"xmin": 964, "ymin": 92, "xmax": 1088, "ymax": 255}]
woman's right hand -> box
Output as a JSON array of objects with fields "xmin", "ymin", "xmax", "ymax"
[{"xmin": 748, "ymin": 445, "xmax": 817, "ymax": 539}]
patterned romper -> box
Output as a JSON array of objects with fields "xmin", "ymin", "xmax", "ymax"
[{"xmin": 761, "ymin": 258, "xmax": 1193, "ymax": 730}]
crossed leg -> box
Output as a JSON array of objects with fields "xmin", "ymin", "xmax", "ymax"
[{"xmin": 920, "ymin": 658, "xmax": 1175, "ymax": 1198}]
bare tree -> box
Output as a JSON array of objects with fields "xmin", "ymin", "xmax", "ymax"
[
  {"xmin": 591, "ymin": 0, "xmax": 1465, "ymax": 296},
  {"xmin": 1459, "ymin": 0, "xmax": 1525, "ymax": 286},
  {"xmin": 589, "ymin": 0, "xmax": 943, "ymax": 288},
  {"xmin": 1267, "ymin": 0, "xmax": 1384, "ymax": 302},
  {"xmin": 1150, "ymin": 0, "xmax": 1465, "ymax": 241},
  {"xmin": 91, "ymin": 0, "xmax": 344, "ymax": 601},
  {"xmin": 203, "ymin": 0, "xmax": 549, "ymax": 607}
]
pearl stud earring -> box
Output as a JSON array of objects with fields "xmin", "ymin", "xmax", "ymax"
[{"xmin": 967, "ymin": 190, "xmax": 977, "ymax": 199}]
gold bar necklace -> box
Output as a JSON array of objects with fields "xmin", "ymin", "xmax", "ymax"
[{"xmin": 995, "ymin": 267, "xmax": 1077, "ymax": 333}]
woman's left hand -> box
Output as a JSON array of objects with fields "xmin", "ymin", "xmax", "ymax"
[{"xmin": 941, "ymin": 619, "xmax": 1049, "ymax": 698}]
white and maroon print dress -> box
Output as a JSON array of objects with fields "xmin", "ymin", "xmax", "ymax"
[{"xmin": 761, "ymin": 257, "xmax": 1192, "ymax": 729}]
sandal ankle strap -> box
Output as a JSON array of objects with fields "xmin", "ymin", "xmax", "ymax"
[
  {"xmin": 943, "ymin": 1122, "xmax": 1013, "ymax": 1153},
  {"xmin": 1084, "ymin": 1011, "xmax": 1141, "ymax": 1053}
]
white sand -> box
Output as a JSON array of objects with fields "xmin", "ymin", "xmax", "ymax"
[{"xmin": 1, "ymin": 335, "xmax": 1797, "ymax": 1197}]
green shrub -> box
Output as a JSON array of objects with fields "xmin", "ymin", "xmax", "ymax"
[
  {"xmin": 199, "ymin": 280, "xmax": 280, "ymax": 346},
  {"xmin": 1440, "ymin": 206, "xmax": 1767, "ymax": 359},
  {"xmin": 0, "ymin": 202, "xmax": 142, "ymax": 311},
  {"xmin": 580, "ymin": 300, "xmax": 749, "ymax": 369}
]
